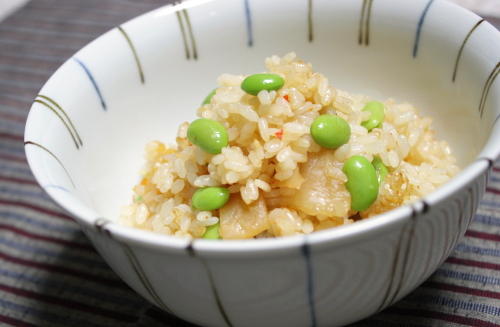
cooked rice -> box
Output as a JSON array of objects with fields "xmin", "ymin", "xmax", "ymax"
[{"xmin": 119, "ymin": 53, "xmax": 459, "ymax": 239}]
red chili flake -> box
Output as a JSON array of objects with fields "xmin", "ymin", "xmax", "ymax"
[
  {"xmin": 275, "ymin": 129, "xmax": 284, "ymax": 139},
  {"xmin": 283, "ymin": 95, "xmax": 289, "ymax": 102}
]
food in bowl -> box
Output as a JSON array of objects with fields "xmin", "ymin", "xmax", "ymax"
[{"xmin": 119, "ymin": 53, "xmax": 459, "ymax": 239}]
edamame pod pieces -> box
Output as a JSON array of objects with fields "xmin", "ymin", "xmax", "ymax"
[
  {"xmin": 202, "ymin": 89, "xmax": 217, "ymax": 105},
  {"xmin": 362, "ymin": 101, "xmax": 385, "ymax": 131},
  {"xmin": 192, "ymin": 187, "xmax": 230, "ymax": 211},
  {"xmin": 372, "ymin": 157, "xmax": 389, "ymax": 185},
  {"xmin": 241, "ymin": 73, "xmax": 284, "ymax": 95},
  {"xmin": 187, "ymin": 118, "xmax": 228, "ymax": 154},
  {"xmin": 310, "ymin": 114, "xmax": 351, "ymax": 149},
  {"xmin": 343, "ymin": 155, "xmax": 379, "ymax": 211},
  {"xmin": 203, "ymin": 223, "xmax": 221, "ymax": 240}
]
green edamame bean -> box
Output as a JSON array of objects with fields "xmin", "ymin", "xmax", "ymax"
[
  {"xmin": 241, "ymin": 73, "xmax": 284, "ymax": 95},
  {"xmin": 310, "ymin": 114, "xmax": 351, "ymax": 149},
  {"xmin": 202, "ymin": 89, "xmax": 217, "ymax": 105},
  {"xmin": 343, "ymin": 155, "xmax": 379, "ymax": 211},
  {"xmin": 187, "ymin": 118, "xmax": 228, "ymax": 154},
  {"xmin": 192, "ymin": 187, "xmax": 230, "ymax": 211},
  {"xmin": 372, "ymin": 157, "xmax": 388, "ymax": 185},
  {"xmin": 361, "ymin": 101, "xmax": 385, "ymax": 131},
  {"xmin": 203, "ymin": 223, "xmax": 220, "ymax": 240}
]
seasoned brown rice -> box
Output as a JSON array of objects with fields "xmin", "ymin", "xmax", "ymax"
[{"xmin": 119, "ymin": 53, "xmax": 459, "ymax": 239}]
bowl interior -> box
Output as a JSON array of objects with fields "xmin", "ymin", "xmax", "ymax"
[{"xmin": 25, "ymin": 0, "xmax": 500, "ymax": 223}]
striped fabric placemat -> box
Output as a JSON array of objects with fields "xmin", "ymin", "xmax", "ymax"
[{"xmin": 0, "ymin": 1, "xmax": 499, "ymax": 326}]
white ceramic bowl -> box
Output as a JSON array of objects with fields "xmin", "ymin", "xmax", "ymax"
[{"xmin": 25, "ymin": 0, "xmax": 500, "ymax": 326}]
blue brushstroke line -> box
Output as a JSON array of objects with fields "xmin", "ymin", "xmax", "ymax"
[
  {"xmin": 406, "ymin": 294, "xmax": 500, "ymax": 316},
  {"xmin": 0, "ymin": 237, "xmax": 110, "ymax": 270},
  {"xmin": 73, "ymin": 57, "xmax": 107, "ymax": 110},
  {"xmin": 435, "ymin": 268, "xmax": 500, "ymax": 286},
  {"xmin": 0, "ymin": 297, "xmax": 107, "ymax": 327},
  {"xmin": 0, "ymin": 267, "xmax": 141, "ymax": 307},
  {"xmin": 413, "ymin": 0, "xmax": 434, "ymax": 58},
  {"xmin": 244, "ymin": 0, "xmax": 253, "ymax": 47},
  {"xmin": 0, "ymin": 210, "xmax": 79, "ymax": 233},
  {"xmin": 43, "ymin": 184, "xmax": 72, "ymax": 194},
  {"xmin": 301, "ymin": 242, "xmax": 317, "ymax": 327}
]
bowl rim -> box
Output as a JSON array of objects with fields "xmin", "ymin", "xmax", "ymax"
[{"xmin": 24, "ymin": 0, "xmax": 500, "ymax": 256}]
